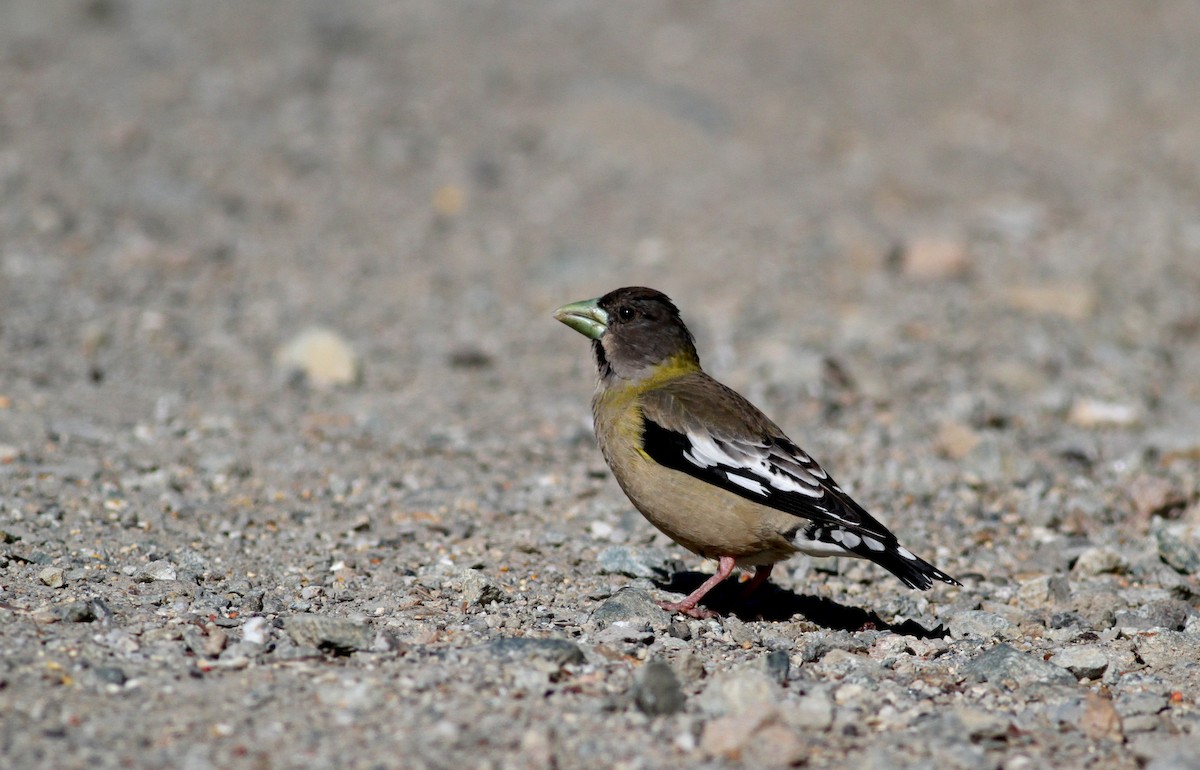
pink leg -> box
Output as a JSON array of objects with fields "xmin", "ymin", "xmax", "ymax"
[
  {"xmin": 658, "ymin": 556, "xmax": 737, "ymax": 619},
  {"xmin": 739, "ymin": 564, "xmax": 773, "ymax": 599}
]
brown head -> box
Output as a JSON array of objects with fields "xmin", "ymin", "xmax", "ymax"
[{"xmin": 554, "ymin": 286, "xmax": 700, "ymax": 383}]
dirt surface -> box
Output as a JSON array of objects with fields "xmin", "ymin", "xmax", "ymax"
[{"xmin": 3, "ymin": 2, "xmax": 1200, "ymax": 768}]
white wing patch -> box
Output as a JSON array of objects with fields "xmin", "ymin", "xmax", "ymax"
[
  {"xmin": 862, "ymin": 535, "xmax": 886, "ymax": 552},
  {"xmin": 838, "ymin": 530, "xmax": 862, "ymax": 549},
  {"xmin": 793, "ymin": 526, "xmax": 851, "ymax": 557},
  {"xmin": 725, "ymin": 473, "xmax": 767, "ymax": 495},
  {"xmin": 680, "ymin": 430, "xmax": 826, "ymax": 500}
]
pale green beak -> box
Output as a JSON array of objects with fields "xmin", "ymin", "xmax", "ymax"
[{"xmin": 553, "ymin": 297, "xmax": 608, "ymax": 340}]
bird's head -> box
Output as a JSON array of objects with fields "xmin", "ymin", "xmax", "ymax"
[{"xmin": 554, "ymin": 286, "xmax": 699, "ymax": 383}]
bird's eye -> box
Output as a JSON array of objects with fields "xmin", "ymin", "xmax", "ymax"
[{"xmin": 617, "ymin": 306, "xmax": 635, "ymax": 322}]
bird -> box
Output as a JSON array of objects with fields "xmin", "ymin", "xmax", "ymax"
[{"xmin": 554, "ymin": 286, "xmax": 959, "ymax": 618}]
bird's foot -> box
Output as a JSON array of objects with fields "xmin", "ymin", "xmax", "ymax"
[
  {"xmin": 737, "ymin": 564, "xmax": 774, "ymax": 601},
  {"xmin": 656, "ymin": 599, "xmax": 718, "ymax": 619}
]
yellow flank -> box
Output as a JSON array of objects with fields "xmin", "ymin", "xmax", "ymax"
[{"xmin": 594, "ymin": 351, "xmax": 698, "ymax": 406}]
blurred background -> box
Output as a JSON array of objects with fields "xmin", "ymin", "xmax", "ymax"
[{"xmin": 3, "ymin": 2, "xmax": 1199, "ymax": 441}]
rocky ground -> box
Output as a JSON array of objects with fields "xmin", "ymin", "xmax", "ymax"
[{"xmin": 2, "ymin": 2, "xmax": 1200, "ymax": 768}]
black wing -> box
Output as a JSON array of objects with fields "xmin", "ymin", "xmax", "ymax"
[{"xmin": 640, "ymin": 417, "xmax": 959, "ymax": 589}]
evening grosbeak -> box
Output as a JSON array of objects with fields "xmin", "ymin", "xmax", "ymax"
[{"xmin": 554, "ymin": 286, "xmax": 959, "ymax": 618}]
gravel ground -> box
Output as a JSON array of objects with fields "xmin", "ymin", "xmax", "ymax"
[{"xmin": 3, "ymin": 3, "xmax": 1200, "ymax": 769}]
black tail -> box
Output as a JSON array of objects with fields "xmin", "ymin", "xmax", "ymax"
[
  {"xmin": 796, "ymin": 522, "xmax": 960, "ymax": 590},
  {"xmin": 871, "ymin": 546, "xmax": 960, "ymax": 590}
]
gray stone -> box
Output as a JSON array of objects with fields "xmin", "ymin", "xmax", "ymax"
[
  {"xmin": 963, "ymin": 643, "xmax": 1075, "ymax": 686},
  {"xmin": 1072, "ymin": 547, "xmax": 1125, "ymax": 576},
  {"xmin": 92, "ymin": 666, "xmax": 126, "ymax": 686},
  {"xmin": 1118, "ymin": 691, "xmax": 1168, "ymax": 718},
  {"xmin": 742, "ymin": 723, "xmax": 807, "ymax": 767},
  {"xmin": 1050, "ymin": 646, "xmax": 1109, "ymax": 680},
  {"xmin": 632, "ymin": 659, "xmax": 685, "ymax": 716},
  {"xmin": 135, "ymin": 560, "xmax": 177, "ymax": 583},
  {"xmin": 1115, "ymin": 599, "xmax": 1191, "ymax": 632},
  {"xmin": 1129, "ymin": 476, "xmax": 1186, "ymax": 518},
  {"xmin": 763, "ymin": 650, "xmax": 790, "ymax": 684},
  {"xmin": 218, "ymin": 641, "xmax": 261, "ymax": 667},
  {"xmin": 1139, "ymin": 738, "xmax": 1198, "ymax": 770},
  {"xmin": 485, "ymin": 637, "xmax": 586, "ymax": 667},
  {"xmin": 1134, "ymin": 631, "xmax": 1200, "ymax": 670},
  {"xmin": 1016, "ymin": 575, "xmax": 1071, "ymax": 608},
  {"xmin": 596, "ymin": 546, "xmax": 677, "ymax": 580},
  {"xmin": 456, "ymin": 569, "xmax": 505, "ymax": 606},
  {"xmin": 667, "ymin": 619, "xmax": 692, "ymax": 640},
  {"xmin": 699, "ymin": 714, "xmax": 764, "ymax": 760},
  {"xmin": 961, "ymin": 436, "xmax": 1035, "ymax": 485},
  {"xmin": 283, "ymin": 614, "xmax": 374, "ymax": 655},
  {"xmin": 796, "ymin": 630, "xmax": 867, "ymax": 663},
  {"xmin": 789, "ymin": 689, "xmax": 835, "ymax": 732},
  {"xmin": 593, "ymin": 621, "xmax": 655, "ymax": 649},
  {"xmin": 38, "ymin": 566, "xmax": 65, "ymax": 588},
  {"xmin": 56, "ymin": 601, "xmax": 97, "ymax": 623},
  {"xmin": 1155, "ymin": 525, "xmax": 1200, "ymax": 574},
  {"xmin": 588, "ymin": 587, "xmax": 668, "ymax": 629},
  {"xmin": 953, "ymin": 706, "xmax": 1011, "ymax": 740},
  {"xmin": 699, "ymin": 667, "xmax": 779, "ymax": 717},
  {"xmin": 183, "ymin": 623, "xmax": 228, "ymax": 658},
  {"xmin": 722, "ymin": 615, "xmax": 759, "ymax": 647},
  {"xmin": 949, "ymin": 610, "xmax": 1014, "ymax": 640}
]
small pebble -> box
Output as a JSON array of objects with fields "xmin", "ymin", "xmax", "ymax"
[
  {"xmin": 699, "ymin": 714, "xmax": 763, "ymax": 760},
  {"xmin": 1129, "ymin": 476, "xmax": 1186, "ymax": 518},
  {"xmin": 241, "ymin": 616, "xmax": 270, "ymax": 645},
  {"xmin": 935, "ymin": 421, "xmax": 981, "ymax": 460},
  {"xmin": 699, "ymin": 668, "xmax": 779, "ymax": 718},
  {"xmin": 588, "ymin": 587, "xmax": 668, "ymax": 629},
  {"xmin": 1068, "ymin": 398, "xmax": 1140, "ymax": 428},
  {"xmin": 632, "ymin": 659, "xmax": 685, "ymax": 716},
  {"xmin": 789, "ymin": 689, "xmax": 835, "ymax": 732},
  {"xmin": 56, "ymin": 601, "xmax": 97, "ymax": 623},
  {"xmin": 1072, "ymin": 547, "xmax": 1125, "ymax": 576},
  {"xmin": 92, "ymin": 666, "xmax": 126, "ymax": 686},
  {"xmin": 763, "ymin": 649, "xmax": 790, "ymax": 684},
  {"xmin": 39, "ymin": 566, "xmax": 66, "ymax": 588},
  {"xmin": 283, "ymin": 614, "xmax": 374, "ymax": 655},
  {"xmin": 135, "ymin": 560, "xmax": 177, "ymax": 582},
  {"xmin": 894, "ymin": 236, "xmax": 971, "ymax": 280},
  {"xmin": 456, "ymin": 569, "xmax": 505, "ymax": 606},
  {"xmin": 485, "ymin": 637, "xmax": 586, "ymax": 667},
  {"xmin": 596, "ymin": 546, "xmax": 676, "ymax": 580},
  {"xmin": 1155, "ymin": 525, "xmax": 1200, "ymax": 574},
  {"xmin": 949, "ymin": 610, "xmax": 1014, "ymax": 640},
  {"xmin": 1006, "ymin": 284, "xmax": 1096, "ymax": 320},
  {"xmin": 953, "ymin": 706, "xmax": 1010, "ymax": 740},
  {"xmin": 1050, "ymin": 646, "xmax": 1109, "ymax": 680},
  {"xmin": 963, "ymin": 643, "xmax": 1075, "ymax": 686},
  {"xmin": 1080, "ymin": 692, "xmax": 1124, "ymax": 741},
  {"xmin": 1016, "ymin": 575, "xmax": 1071, "ymax": 608},
  {"xmin": 274, "ymin": 327, "xmax": 361, "ymax": 389},
  {"xmin": 743, "ymin": 723, "xmax": 806, "ymax": 766}
]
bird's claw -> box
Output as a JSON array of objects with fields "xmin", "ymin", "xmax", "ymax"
[{"xmin": 656, "ymin": 600, "xmax": 719, "ymax": 619}]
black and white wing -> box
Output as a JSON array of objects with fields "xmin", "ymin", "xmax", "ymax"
[{"xmin": 639, "ymin": 379, "xmax": 959, "ymax": 589}]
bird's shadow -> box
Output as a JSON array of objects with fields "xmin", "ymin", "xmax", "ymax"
[{"xmin": 657, "ymin": 571, "xmax": 948, "ymax": 639}]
